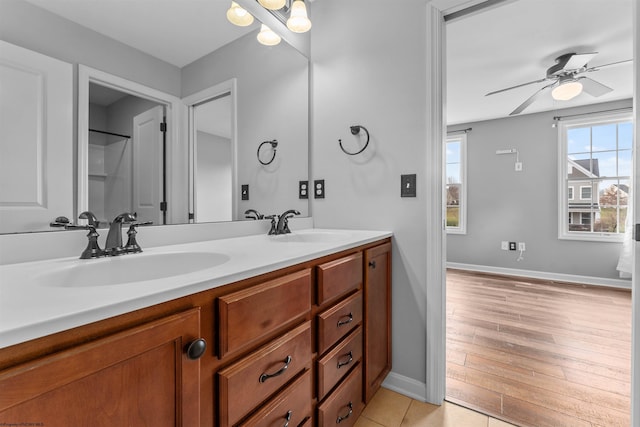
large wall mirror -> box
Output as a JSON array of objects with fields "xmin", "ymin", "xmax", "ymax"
[{"xmin": 1, "ymin": 0, "xmax": 309, "ymax": 234}]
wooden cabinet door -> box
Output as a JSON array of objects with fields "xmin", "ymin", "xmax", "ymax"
[
  {"xmin": 0, "ymin": 308, "xmax": 202, "ymax": 426},
  {"xmin": 364, "ymin": 242, "xmax": 392, "ymax": 402}
]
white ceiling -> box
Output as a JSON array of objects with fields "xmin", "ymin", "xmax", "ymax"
[
  {"xmin": 446, "ymin": 0, "xmax": 634, "ymax": 124},
  {"xmin": 23, "ymin": 0, "xmax": 633, "ymax": 125}
]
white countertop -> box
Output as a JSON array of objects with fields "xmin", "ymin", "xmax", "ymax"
[{"xmin": 0, "ymin": 228, "xmax": 391, "ymax": 349}]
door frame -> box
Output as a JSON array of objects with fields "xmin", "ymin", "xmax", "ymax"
[
  {"xmin": 182, "ymin": 78, "xmax": 239, "ymax": 223},
  {"xmin": 425, "ymin": 3, "xmax": 638, "ymax": 424},
  {"xmin": 77, "ymin": 65, "xmax": 184, "ymax": 224}
]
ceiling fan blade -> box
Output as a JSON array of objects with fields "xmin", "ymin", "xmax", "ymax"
[
  {"xmin": 509, "ymin": 82, "xmax": 555, "ymax": 116},
  {"xmin": 584, "ymin": 58, "xmax": 633, "ymax": 72},
  {"xmin": 485, "ymin": 77, "xmax": 549, "ymax": 96},
  {"xmin": 562, "ymin": 52, "xmax": 597, "ymax": 71},
  {"xmin": 579, "ymin": 77, "xmax": 613, "ymax": 97}
]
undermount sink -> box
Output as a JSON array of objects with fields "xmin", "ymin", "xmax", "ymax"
[
  {"xmin": 269, "ymin": 230, "xmax": 351, "ymax": 243},
  {"xmin": 38, "ymin": 251, "xmax": 230, "ymax": 288}
]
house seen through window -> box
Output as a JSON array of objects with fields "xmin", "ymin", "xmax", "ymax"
[{"xmin": 559, "ymin": 111, "xmax": 633, "ymax": 241}]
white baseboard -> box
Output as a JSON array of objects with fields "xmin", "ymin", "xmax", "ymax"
[
  {"xmin": 447, "ymin": 262, "xmax": 632, "ymax": 290},
  {"xmin": 382, "ymin": 371, "xmax": 432, "ymax": 403}
]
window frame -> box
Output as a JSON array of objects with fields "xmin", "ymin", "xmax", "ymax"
[
  {"xmin": 445, "ymin": 133, "xmax": 467, "ymax": 235},
  {"xmin": 579, "ymin": 185, "xmax": 592, "ymax": 200},
  {"xmin": 557, "ymin": 111, "xmax": 632, "ymax": 242}
]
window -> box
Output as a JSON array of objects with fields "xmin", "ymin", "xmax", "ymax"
[
  {"xmin": 558, "ymin": 111, "xmax": 632, "ymax": 241},
  {"xmin": 580, "ymin": 186, "xmax": 592, "ymax": 200},
  {"xmin": 446, "ymin": 134, "xmax": 467, "ymax": 234}
]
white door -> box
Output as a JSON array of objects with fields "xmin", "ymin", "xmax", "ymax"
[
  {"xmin": 0, "ymin": 41, "xmax": 73, "ymax": 233},
  {"xmin": 133, "ymin": 106, "xmax": 164, "ymax": 224}
]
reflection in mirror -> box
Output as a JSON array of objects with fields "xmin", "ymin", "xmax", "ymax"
[
  {"xmin": 88, "ymin": 83, "xmax": 166, "ymax": 226},
  {"xmin": 193, "ymin": 93, "xmax": 233, "ymax": 223},
  {"xmin": 183, "ymin": 29, "xmax": 309, "ymax": 222}
]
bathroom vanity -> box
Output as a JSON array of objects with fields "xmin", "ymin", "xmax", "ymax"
[{"xmin": 0, "ymin": 229, "xmax": 391, "ymax": 427}]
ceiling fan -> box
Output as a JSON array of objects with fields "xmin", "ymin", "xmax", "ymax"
[{"xmin": 486, "ymin": 52, "xmax": 631, "ymax": 116}]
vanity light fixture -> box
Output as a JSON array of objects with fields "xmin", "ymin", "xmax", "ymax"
[
  {"xmin": 257, "ymin": 24, "xmax": 281, "ymax": 46},
  {"xmin": 286, "ymin": 0, "xmax": 312, "ymax": 33},
  {"xmin": 226, "ymin": 1, "xmax": 254, "ymax": 26},
  {"xmin": 258, "ymin": 0, "xmax": 286, "ymax": 10},
  {"xmin": 551, "ymin": 76, "xmax": 583, "ymax": 101}
]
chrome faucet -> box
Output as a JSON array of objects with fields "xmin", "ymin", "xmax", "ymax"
[
  {"xmin": 105, "ymin": 212, "xmax": 136, "ymax": 256},
  {"xmin": 275, "ymin": 209, "xmax": 300, "ymax": 235},
  {"xmin": 244, "ymin": 209, "xmax": 264, "ymax": 220}
]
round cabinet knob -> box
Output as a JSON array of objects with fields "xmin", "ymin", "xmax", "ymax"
[{"xmin": 185, "ymin": 338, "xmax": 207, "ymax": 360}]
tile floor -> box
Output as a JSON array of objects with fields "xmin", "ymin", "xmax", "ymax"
[{"xmin": 355, "ymin": 388, "xmax": 517, "ymax": 427}]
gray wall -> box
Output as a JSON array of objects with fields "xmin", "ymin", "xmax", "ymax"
[
  {"xmin": 447, "ymin": 99, "xmax": 632, "ymax": 281},
  {"xmin": 0, "ymin": 0, "xmax": 181, "ymax": 97},
  {"xmin": 310, "ymin": 0, "xmax": 429, "ymax": 386}
]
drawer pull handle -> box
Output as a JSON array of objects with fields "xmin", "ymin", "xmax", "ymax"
[
  {"xmin": 337, "ymin": 351, "xmax": 353, "ymax": 368},
  {"xmin": 283, "ymin": 410, "xmax": 293, "ymax": 427},
  {"xmin": 369, "ymin": 260, "xmax": 377, "ymax": 268},
  {"xmin": 336, "ymin": 402, "xmax": 353, "ymax": 424},
  {"xmin": 259, "ymin": 355, "xmax": 292, "ymax": 383},
  {"xmin": 337, "ymin": 313, "xmax": 353, "ymax": 327}
]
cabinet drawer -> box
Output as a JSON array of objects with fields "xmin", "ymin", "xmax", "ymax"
[
  {"xmin": 218, "ymin": 269, "xmax": 311, "ymax": 357},
  {"xmin": 239, "ymin": 370, "xmax": 312, "ymax": 427},
  {"xmin": 218, "ymin": 322, "xmax": 312, "ymax": 426},
  {"xmin": 317, "ymin": 364, "xmax": 363, "ymax": 427},
  {"xmin": 317, "ymin": 291, "xmax": 362, "ymax": 354},
  {"xmin": 317, "ymin": 252, "xmax": 362, "ymax": 305},
  {"xmin": 317, "ymin": 326, "xmax": 363, "ymax": 400}
]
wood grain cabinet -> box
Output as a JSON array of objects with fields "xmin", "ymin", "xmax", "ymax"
[
  {"xmin": 0, "ymin": 308, "xmax": 202, "ymax": 426},
  {"xmin": 0, "ymin": 237, "xmax": 391, "ymax": 427},
  {"xmin": 364, "ymin": 242, "xmax": 392, "ymax": 403}
]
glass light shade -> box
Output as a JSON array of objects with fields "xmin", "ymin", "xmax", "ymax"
[
  {"xmin": 226, "ymin": 2, "xmax": 254, "ymax": 27},
  {"xmin": 551, "ymin": 80, "xmax": 583, "ymax": 101},
  {"xmin": 258, "ymin": 0, "xmax": 286, "ymax": 10},
  {"xmin": 286, "ymin": 0, "xmax": 312, "ymax": 33},
  {"xmin": 257, "ymin": 24, "xmax": 281, "ymax": 46}
]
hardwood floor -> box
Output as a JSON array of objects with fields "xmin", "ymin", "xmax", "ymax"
[{"xmin": 446, "ymin": 269, "xmax": 632, "ymax": 427}]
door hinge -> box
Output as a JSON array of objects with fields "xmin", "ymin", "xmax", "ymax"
[
  {"xmin": 160, "ymin": 122, "xmax": 167, "ymax": 132},
  {"xmin": 188, "ymin": 212, "xmax": 195, "ymax": 220},
  {"xmin": 635, "ymin": 223, "xmax": 640, "ymax": 242},
  {"xmin": 160, "ymin": 201, "xmax": 167, "ymax": 212}
]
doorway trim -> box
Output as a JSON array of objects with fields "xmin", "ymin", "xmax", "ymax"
[
  {"xmin": 77, "ymin": 65, "xmax": 183, "ymax": 224},
  {"xmin": 181, "ymin": 78, "xmax": 238, "ymax": 223}
]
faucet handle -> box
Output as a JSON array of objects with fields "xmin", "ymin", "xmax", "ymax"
[
  {"xmin": 265, "ymin": 215, "xmax": 278, "ymax": 235},
  {"xmin": 124, "ymin": 221, "xmax": 153, "ymax": 254},
  {"xmin": 79, "ymin": 211, "xmax": 100, "ymax": 228},
  {"xmin": 50, "ymin": 216, "xmax": 71, "ymax": 228}
]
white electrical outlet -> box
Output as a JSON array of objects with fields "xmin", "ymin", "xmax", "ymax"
[
  {"xmin": 515, "ymin": 162, "xmax": 523, "ymax": 171},
  {"xmin": 518, "ymin": 242, "xmax": 526, "ymax": 251},
  {"xmin": 501, "ymin": 241, "xmax": 509, "ymax": 250}
]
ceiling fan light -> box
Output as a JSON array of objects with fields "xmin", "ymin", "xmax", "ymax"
[
  {"xmin": 551, "ymin": 79, "xmax": 583, "ymax": 101},
  {"xmin": 226, "ymin": 1, "xmax": 254, "ymax": 26},
  {"xmin": 258, "ymin": 0, "xmax": 286, "ymax": 10},
  {"xmin": 257, "ymin": 24, "xmax": 281, "ymax": 46},
  {"xmin": 286, "ymin": 0, "xmax": 312, "ymax": 33}
]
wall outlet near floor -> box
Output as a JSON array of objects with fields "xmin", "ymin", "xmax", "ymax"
[
  {"xmin": 501, "ymin": 241, "xmax": 509, "ymax": 250},
  {"xmin": 509, "ymin": 241, "xmax": 517, "ymax": 251},
  {"xmin": 518, "ymin": 242, "xmax": 526, "ymax": 251}
]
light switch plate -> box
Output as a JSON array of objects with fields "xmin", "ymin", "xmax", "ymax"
[
  {"xmin": 401, "ymin": 174, "xmax": 416, "ymax": 197},
  {"xmin": 241, "ymin": 184, "xmax": 249, "ymax": 200}
]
